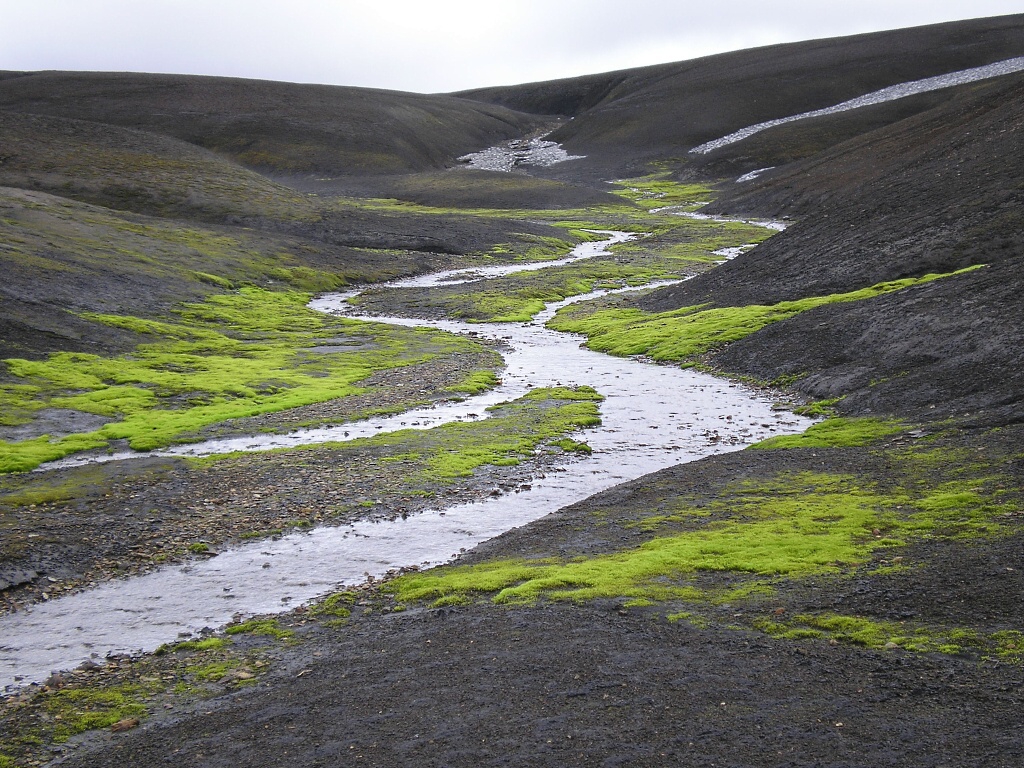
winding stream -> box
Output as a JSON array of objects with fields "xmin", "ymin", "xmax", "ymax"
[{"xmin": 2, "ymin": 232, "xmax": 812, "ymax": 688}]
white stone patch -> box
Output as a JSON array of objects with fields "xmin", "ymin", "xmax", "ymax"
[
  {"xmin": 691, "ymin": 56, "xmax": 1024, "ymax": 155},
  {"xmin": 459, "ymin": 137, "xmax": 585, "ymax": 171},
  {"xmin": 736, "ymin": 167, "xmax": 776, "ymax": 183}
]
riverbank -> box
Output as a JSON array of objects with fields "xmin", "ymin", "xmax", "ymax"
[
  {"xmin": 3, "ymin": 415, "xmax": 1021, "ymax": 767},
  {"xmin": 2, "ymin": 17, "xmax": 1023, "ymax": 765}
]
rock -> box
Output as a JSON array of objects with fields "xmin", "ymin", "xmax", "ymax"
[
  {"xmin": 0, "ymin": 567, "xmax": 38, "ymax": 591},
  {"xmin": 44, "ymin": 672, "xmax": 66, "ymax": 689}
]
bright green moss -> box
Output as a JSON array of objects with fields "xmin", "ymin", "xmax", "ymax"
[
  {"xmin": 44, "ymin": 685, "xmax": 150, "ymax": 744},
  {"xmin": 792, "ymin": 397, "xmax": 844, "ymax": 416},
  {"xmin": 388, "ymin": 459, "xmax": 1017, "ymax": 610},
  {"xmin": 609, "ymin": 177, "xmax": 715, "ymax": 210},
  {"xmin": 549, "ymin": 267, "xmax": 984, "ymax": 362},
  {"xmin": 308, "ymin": 591, "xmax": 356, "ymax": 620},
  {"xmin": 756, "ymin": 613, "xmax": 1024, "ymax": 658},
  {"xmin": 187, "ymin": 660, "xmax": 237, "ymax": 682},
  {"xmin": 0, "ymin": 288, "xmax": 495, "ymax": 472},
  {"xmin": 752, "ymin": 417, "xmax": 907, "ymax": 449},
  {"xmin": 224, "ymin": 619, "xmax": 294, "ymax": 640},
  {"xmin": 388, "ymin": 473, "xmax": 891, "ymax": 606},
  {"xmin": 446, "ymin": 370, "xmax": 499, "ymax": 395},
  {"xmin": 364, "ymin": 212, "xmax": 769, "ymax": 323},
  {"xmin": 335, "ymin": 386, "xmax": 602, "ymax": 481},
  {"xmin": 155, "ymin": 637, "xmax": 228, "ymax": 655}
]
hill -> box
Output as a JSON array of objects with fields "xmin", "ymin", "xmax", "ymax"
[
  {"xmin": 2, "ymin": 15, "xmax": 1024, "ymax": 768},
  {"xmin": 631, "ymin": 70, "xmax": 1024, "ymax": 422},
  {"xmin": 458, "ymin": 14, "xmax": 1024, "ymax": 179},
  {"xmin": 0, "ymin": 71, "xmax": 546, "ymax": 177}
]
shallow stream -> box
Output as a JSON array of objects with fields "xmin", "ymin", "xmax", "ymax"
[{"xmin": 1, "ymin": 233, "xmax": 811, "ymax": 688}]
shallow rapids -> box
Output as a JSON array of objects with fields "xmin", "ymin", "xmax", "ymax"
[{"xmin": 2, "ymin": 234, "xmax": 812, "ymax": 688}]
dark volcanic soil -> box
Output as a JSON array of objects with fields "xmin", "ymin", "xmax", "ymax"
[
  {"xmin": 52, "ymin": 602, "xmax": 1024, "ymax": 768},
  {"xmin": 29, "ymin": 423, "xmax": 1023, "ymax": 768},
  {"xmin": 2, "ymin": 16, "xmax": 1023, "ymax": 768},
  {"xmin": 638, "ymin": 70, "xmax": 1024, "ymax": 423}
]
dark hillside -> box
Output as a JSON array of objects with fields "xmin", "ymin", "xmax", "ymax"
[
  {"xmin": 0, "ymin": 79, "xmax": 580, "ymax": 360},
  {"xmin": 345, "ymin": 169, "xmax": 633, "ymax": 210},
  {"xmin": 0, "ymin": 111, "xmax": 317, "ymax": 222},
  {"xmin": 458, "ymin": 14, "xmax": 1024, "ymax": 178},
  {"xmin": 0, "ymin": 186, "xmax": 572, "ymax": 361},
  {"xmin": 0, "ymin": 72, "xmax": 545, "ymax": 176},
  {"xmin": 634, "ymin": 71, "xmax": 1024, "ymax": 420}
]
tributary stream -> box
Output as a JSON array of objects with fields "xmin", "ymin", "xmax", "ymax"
[{"xmin": 1, "ymin": 232, "xmax": 812, "ymax": 688}]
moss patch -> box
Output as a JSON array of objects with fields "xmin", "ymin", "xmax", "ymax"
[
  {"xmin": 343, "ymin": 385, "xmax": 603, "ymax": 481},
  {"xmin": 387, "ymin": 434, "xmax": 1021, "ymax": 656},
  {"xmin": 549, "ymin": 267, "xmax": 984, "ymax": 362},
  {"xmin": 355, "ymin": 215, "xmax": 770, "ymax": 323},
  {"xmin": 755, "ymin": 613, "xmax": 1024, "ymax": 660},
  {"xmin": 753, "ymin": 417, "xmax": 907, "ymax": 449},
  {"xmin": 0, "ymin": 288, "xmax": 495, "ymax": 472}
]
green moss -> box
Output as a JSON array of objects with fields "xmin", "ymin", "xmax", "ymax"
[
  {"xmin": 666, "ymin": 611, "xmax": 712, "ymax": 629},
  {"xmin": 155, "ymin": 637, "xmax": 228, "ymax": 655},
  {"xmin": 192, "ymin": 271, "xmax": 235, "ymax": 289},
  {"xmin": 549, "ymin": 267, "xmax": 984, "ymax": 362},
  {"xmin": 45, "ymin": 685, "xmax": 150, "ymax": 744},
  {"xmin": 187, "ymin": 660, "xmax": 238, "ymax": 682},
  {"xmin": 756, "ymin": 613, "xmax": 1024, "ymax": 658},
  {"xmin": 389, "ymin": 473, "xmax": 889, "ymax": 606},
  {"xmin": 752, "ymin": 417, "xmax": 907, "ymax": 449},
  {"xmin": 609, "ymin": 177, "xmax": 715, "ymax": 210},
  {"xmin": 792, "ymin": 397, "xmax": 844, "ymax": 416},
  {"xmin": 322, "ymin": 386, "xmax": 603, "ymax": 481},
  {"xmin": 447, "ymin": 369, "xmax": 499, "ymax": 395},
  {"xmin": 388, "ymin": 456, "xmax": 1018, "ymax": 611},
  {"xmin": 308, "ymin": 591, "xmax": 356, "ymax": 620},
  {"xmin": 0, "ymin": 288, "xmax": 494, "ymax": 472},
  {"xmin": 358, "ymin": 212, "xmax": 770, "ymax": 323},
  {"xmin": 224, "ymin": 619, "xmax": 294, "ymax": 640}
]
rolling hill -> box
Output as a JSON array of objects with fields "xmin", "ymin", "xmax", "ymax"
[
  {"xmin": 3, "ymin": 14, "xmax": 1024, "ymax": 768},
  {"xmin": 458, "ymin": 13, "xmax": 1024, "ymax": 179}
]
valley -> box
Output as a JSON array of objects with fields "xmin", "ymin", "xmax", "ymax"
[{"xmin": 0, "ymin": 13, "xmax": 1023, "ymax": 767}]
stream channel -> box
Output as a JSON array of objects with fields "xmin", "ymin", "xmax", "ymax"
[{"xmin": 1, "ymin": 231, "xmax": 812, "ymax": 688}]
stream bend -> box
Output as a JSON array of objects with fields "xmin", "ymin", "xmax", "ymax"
[{"xmin": 1, "ymin": 233, "xmax": 812, "ymax": 688}]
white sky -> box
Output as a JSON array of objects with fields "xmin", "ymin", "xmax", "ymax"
[{"xmin": 2, "ymin": 1, "xmax": 1021, "ymax": 93}]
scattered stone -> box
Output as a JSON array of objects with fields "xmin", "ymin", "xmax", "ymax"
[{"xmin": 110, "ymin": 717, "xmax": 140, "ymax": 732}]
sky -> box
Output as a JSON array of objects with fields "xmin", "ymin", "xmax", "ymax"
[{"xmin": 2, "ymin": 1, "xmax": 1021, "ymax": 93}]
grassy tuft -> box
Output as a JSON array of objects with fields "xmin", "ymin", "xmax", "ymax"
[{"xmin": 224, "ymin": 619, "xmax": 294, "ymax": 640}]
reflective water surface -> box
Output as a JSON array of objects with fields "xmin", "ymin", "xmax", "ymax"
[{"xmin": 2, "ymin": 234, "xmax": 811, "ymax": 688}]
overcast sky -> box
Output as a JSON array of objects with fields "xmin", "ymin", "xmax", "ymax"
[{"xmin": 2, "ymin": 1, "xmax": 1021, "ymax": 93}]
